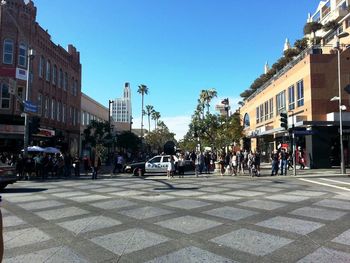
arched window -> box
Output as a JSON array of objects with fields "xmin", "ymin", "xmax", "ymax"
[
  {"xmin": 52, "ymin": 65, "xmax": 57, "ymax": 85},
  {"xmin": 59, "ymin": 68, "xmax": 63, "ymax": 88},
  {"xmin": 0, "ymin": 83, "xmax": 10, "ymax": 109},
  {"xmin": 243, "ymin": 113, "xmax": 250, "ymax": 128},
  {"xmin": 39, "ymin": 56, "xmax": 45, "ymax": 78},
  {"xmin": 18, "ymin": 43, "xmax": 27, "ymax": 67},
  {"xmin": 3, "ymin": 39, "xmax": 14, "ymax": 64},
  {"xmin": 46, "ymin": 60, "xmax": 51, "ymax": 82}
]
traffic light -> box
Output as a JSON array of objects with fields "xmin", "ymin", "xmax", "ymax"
[{"xmin": 280, "ymin": 112, "xmax": 288, "ymax": 130}]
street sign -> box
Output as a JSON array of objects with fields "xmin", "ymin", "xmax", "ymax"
[
  {"xmin": 294, "ymin": 130, "xmax": 317, "ymax": 136},
  {"xmin": 24, "ymin": 100, "xmax": 38, "ymax": 114}
]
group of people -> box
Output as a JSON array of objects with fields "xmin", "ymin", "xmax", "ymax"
[
  {"xmin": 0, "ymin": 151, "xmax": 81, "ymax": 180},
  {"xmin": 270, "ymin": 146, "xmax": 306, "ymax": 176},
  {"xmin": 217, "ymin": 149, "xmax": 261, "ymax": 177}
]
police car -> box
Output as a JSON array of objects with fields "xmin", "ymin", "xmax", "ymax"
[{"xmin": 145, "ymin": 155, "xmax": 178, "ymax": 174}]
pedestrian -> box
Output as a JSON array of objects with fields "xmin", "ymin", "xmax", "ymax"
[
  {"xmin": 16, "ymin": 154, "xmax": 24, "ymax": 179},
  {"xmin": 231, "ymin": 152, "xmax": 237, "ymax": 176},
  {"xmin": 298, "ymin": 147, "xmax": 305, "ymax": 169},
  {"xmin": 255, "ymin": 150, "xmax": 261, "ymax": 176},
  {"xmin": 279, "ymin": 148, "xmax": 288, "ymax": 175},
  {"xmin": 73, "ymin": 155, "xmax": 80, "ymax": 177},
  {"xmin": 271, "ymin": 150, "xmax": 279, "ymax": 176},
  {"xmin": 178, "ymin": 153, "xmax": 185, "ymax": 177},
  {"xmin": 91, "ymin": 151, "xmax": 101, "ymax": 180},
  {"xmin": 83, "ymin": 154, "xmax": 90, "ymax": 176},
  {"xmin": 167, "ymin": 156, "xmax": 175, "ymax": 178}
]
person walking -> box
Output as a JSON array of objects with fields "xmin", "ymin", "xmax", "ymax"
[
  {"xmin": 279, "ymin": 148, "xmax": 288, "ymax": 175},
  {"xmin": 167, "ymin": 156, "xmax": 175, "ymax": 178},
  {"xmin": 271, "ymin": 150, "xmax": 279, "ymax": 176},
  {"xmin": 178, "ymin": 153, "xmax": 185, "ymax": 177},
  {"xmin": 91, "ymin": 151, "xmax": 101, "ymax": 180},
  {"xmin": 73, "ymin": 155, "xmax": 80, "ymax": 177}
]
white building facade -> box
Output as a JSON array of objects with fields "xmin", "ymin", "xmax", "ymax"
[{"xmin": 111, "ymin": 82, "xmax": 132, "ymax": 123}]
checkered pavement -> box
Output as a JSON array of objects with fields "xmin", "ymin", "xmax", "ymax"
[{"xmin": 2, "ymin": 176, "xmax": 350, "ymax": 262}]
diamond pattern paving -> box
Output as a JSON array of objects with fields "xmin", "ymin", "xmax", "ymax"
[
  {"xmin": 211, "ymin": 228, "xmax": 293, "ymax": 256},
  {"xmin": 3, "ymin": 175, "xmax": 350, "ymax": 263},
  {"xmin": 90, "ymin": 228, "xmax": 169, "ymax": 255}
]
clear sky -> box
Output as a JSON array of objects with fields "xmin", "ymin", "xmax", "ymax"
[{"xmin": 33, "ymin": 0, "xmax": 320, "ymax": 139}]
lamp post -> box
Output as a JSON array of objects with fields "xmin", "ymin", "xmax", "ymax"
[
  {"xmin": 334, "ymin": 31, "xmax": 349, "ymax": 174},
  {"xmin": 108, "ymin": 100, "xmax": 113, "ymax": 164},
  {"xmin": 23, "ymin": 49, "xmax": 35, "ymax": 158}
]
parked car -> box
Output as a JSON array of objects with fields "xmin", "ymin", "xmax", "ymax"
[
  {"xmin": 124, "ymin": 161, "xmax": 146, "ymax": 176},
  {"xmin": 0, "ymin": 166, "xmax": 17, "ymax": 189}
]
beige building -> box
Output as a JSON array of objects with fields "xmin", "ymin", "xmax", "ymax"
[{"xmin": 240, "ymin": 0, "xmax": 350, "ymax": 168}]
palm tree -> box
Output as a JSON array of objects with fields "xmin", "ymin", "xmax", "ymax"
[
  {"xmin": 151, "ymin": 111, "xmax": 161, "ymax": 130},
  {"xmin": 144, "ymin": 105, "xmax": 154, "ymax": 133},
  {"xmin": 200, "ymin": 89, "xmax": 217, "ymax": 115},
  {"xmin": 137, "ymin": 84, "xmax": 148, "ymax": 141}
]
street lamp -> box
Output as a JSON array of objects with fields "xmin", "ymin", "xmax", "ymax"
[
  {"xmin": 334, "ymin": 31, "xmax": 349, "ymax": 174},
  {"xmin": 23, "ymin": 49, "xmax": 35, "ymax": 158},
  {"xmin": 107, "ymin": 99, "xmax": 113, "ymax": 165}
]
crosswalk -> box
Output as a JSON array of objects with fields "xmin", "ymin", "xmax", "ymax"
[{"xmin": 299, "ymin": 177, "xmax": 350, "ymax": 192}]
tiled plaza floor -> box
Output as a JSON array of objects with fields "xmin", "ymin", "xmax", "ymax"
[{"xmin": 2, "ymin": 174, "xmax": 350, "ymax": 262}]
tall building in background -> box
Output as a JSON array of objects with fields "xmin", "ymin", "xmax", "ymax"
[{"xmin": 111, "ymin": 82, "xmax": 132, "ymax": 131}]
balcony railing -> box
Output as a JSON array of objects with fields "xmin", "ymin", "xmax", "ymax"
[{"xmin": 246, "ymin": 46, "xmax": 317, "ymax": 102}]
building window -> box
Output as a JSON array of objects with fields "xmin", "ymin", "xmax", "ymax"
[
  {"xmin": 71, "ymin": 77, "xmax": 75, "ymax": 95},
  {"xmin": 62, "ymin": 104, "xmax": 66, "ymax": 123},
  {"xmin": 59, "ymin": 69, "xmax": 63, "ymax": 88},
  {"xmin": 276, "ymin": 90, "xmax": 286, "ymax": 114},
  {"xmin": 269, "ymin": 98, "xmax": 274, "ymax": 119},
  {"xmin": 243, "ymin": 113, "xmax": 250, "ymax": 128},
  {"xmin": 57, "ymin": 101, "xmax": 61, "ymax": 122},
  {"xmin": 53, "ymin": 65, "xmax": 57, "ymax": 85},
  {"xmin": 51, "ymin": 99, "xmax": 55, "ymax": 120},
  {"xmin": 256, "ymin": 107, "xmax": 260, "ymax": 124},
  {"xmin": 39, "ymin": 56, "xmax": 45, "ymax": 78},
  {"xmin": 1, "ymin": 83, "xmax": 10, "ymax": 109},
  {"xmin": 75, "ymin": 80, "xmax": 78, "ymax": 96},
  {"xmin": 288, "ymin": 85, "xmax": 295, "ymax": 111},
  {"xmin": 64, "ymin": 72, "xmax": 68, "ymax": 91},
  {"xmin": 297, "ymin": 80, "xmax": 304, "ymax": 107},
  {"xmin": 264, "ymin": 101, "xmax": 269, "ymax": 121},
  {"xmin": 44, "ymin": 97, "xmax": 49, "ymax": 118},
  {"xmin": 18, "ymin": 43, "xmax": 27, "ymax": 67},
  {"xmin": 3, "ymin": 39, "xmax": 14, "ymax": 64},
  {"xmin": 46, "ymin": 60, "xmax": 51, "ymax": 82},
  {"xmin": 37, "ymin": 93, "xmax": 42, "ymax": 116}
]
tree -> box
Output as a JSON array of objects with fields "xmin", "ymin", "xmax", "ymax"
[
  {"xmin": 144, "ymin": 105, "xmax": 154, "ymax": 133},
  {"xmin": 294, "ymin": 38, "xmax": 308, "ymax": 52},
  {"xmin": 82, "ymin": 120, "xmax": 113, "ymax": 161},
  {"xmin": 151, "ymin": 111, "xmax": 161, "ymax": 130},
  {"xmin": 303, "ymin": 21, "xmax": 323, "ymax": 35},
  {"xmin": 323, "ymin": 20, "xmax": 338, "ymax": 32},
  {"xmin": 116, "ymin": 131, "xmax": 141, "ymax": 152},
  {"xmin": 144, "ymin": 121, "xmax": 176, "ymax": 154},
  {"xmin": 137, "ymin": 84, "xmax": 148, "ymax": 142},
  {"xmin": 200, "ymin": 89, "xmax": 217, "ymax": 115}
]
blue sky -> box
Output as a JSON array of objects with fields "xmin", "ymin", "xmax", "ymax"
[{"xmin": 34, "ymin": 0, "xmax": 320, "ymax": 139}]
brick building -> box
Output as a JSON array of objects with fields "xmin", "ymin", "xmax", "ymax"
[{"xmin": 0, "ymin": 0, "xmax": 81, "ymax": 154}]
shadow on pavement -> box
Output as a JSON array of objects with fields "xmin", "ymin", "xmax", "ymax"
[{"xmin": 1, "ymin": 188, "xmax": 47, "ymax": 193}]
